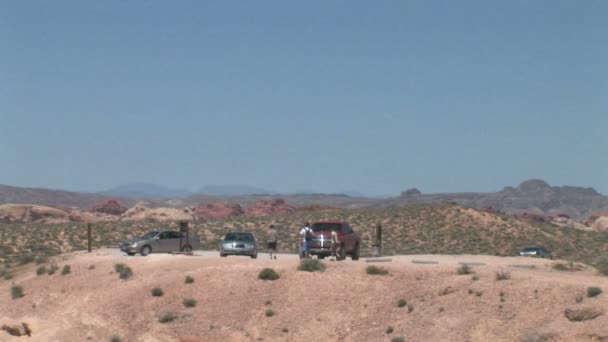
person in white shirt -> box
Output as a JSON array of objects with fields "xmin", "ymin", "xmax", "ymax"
[{"xmin": 299, "ymin": 222, "xmax": 313, "ymax": 258}]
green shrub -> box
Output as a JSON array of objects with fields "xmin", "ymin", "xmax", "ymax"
[
  {"xmin": 158, "ymin": 312, "xmax": 177, "ymax": 323},
  {"xmin": 61, "ymin": 265, "xmax": 71, "ymax": 275},
  {"xmin": 183, "ymin": 298, "xmax": 197, "ymax": 308},
  {"xmin": 36, "ymin": 266, "xmax": 47, "ymax": 276},
  {"xmin": 265, "ymin": 309, "xmax": 274, "ymax": 317},
  {"xmin": 259, "ymin": 268, "xmax": 280, "ymax": 280},
  {"xmin": 151, "ymin": 288, "xmax": 164, "ymax": 297},
  {"xmin": 11, "ymin": 285, "xmax": 24, "ymax": 299},
  {"xmin": 496, "ymin": 271, "xmax": 511, "ymax": 281},
  {"xmin": 397, "ymin": 299, "xmax": 407, "ymax": 308},
  {"xmin": 366, "ymin": 265, "xmax": 389, "ymax": 276},
  {"xmin": 587, "ymin": 287, "xmax": 602, "ymax": 298},
  {"xmin": 185, "ymin": 275, "xmax": 194, "ymax": 284},
  {"xmin": 114, "ymin": 264, "xmax": 126, "ymax": 273},
  {"xmin": 298, "ymin": 259, "xmax": 326, "ymax": 272},
  {"xmin": 119, "ymin": 267, "xmax": 133, "ymax": 280},
  {"xmin": 385, "ymin": 326, "xmax": 394, "ymax": 334},
  {"xmin": 457, "ymin": 265, "xmax": 473, "ymax": 275}
]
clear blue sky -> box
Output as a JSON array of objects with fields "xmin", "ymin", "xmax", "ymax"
[{"xmin": 1, "ymin": 1, "xmax": 607, "ymax": 196}]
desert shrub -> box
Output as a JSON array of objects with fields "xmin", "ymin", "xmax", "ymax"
[
  {"xmin": 397, "ymin": 299, "xmax": 407, "ymax": 308},
  {"xmin": 594, "ymin": 258, "xmax": 608, "ymax": 276},
  {"xmin": 391, "ymin": 336, "xmax": 405, "ymax": 342},
  {"xmin": 119, "ymin": 267, "xmax": 133, "ymax": 280},
  {"xmin": 114, "ymin": 263, "xmax": 126, "ymax": 273},
  {"xmin": 386, "ymin": 325, "xmax": 394, "ymax": 334},
  {"xmin": 520, "ymin": 333, "xmax": 550, "ymax": 342},
  {"xmin": 151, "ymin": 288, "xmax": 164, "ymax": 297},
  {"xmin": 298, "ymin": 259, "xmax": 325, "ymax": 272},
  {"xmin": 88, "ymin": 265, "xmax": 95, "ymax": 270},
  {"xmin": 457, "ymin": 265, "xmax": 473, "ymax": 275},
  {"xmin": 185, "ymin": 275, "xmax": 194, "ymax": 284},
  {"xmin": 258, "ymin": 268, "xmax": 280, "ymax": 280},
  {"xmin": 282, "ymin": 328, "xmax": 289, "ymax": 333},
  {"xmin": 472, "ymin": 275, "xmax": 479, "ymax": 281},
  {"xmin": 4, "ymin": 273, "xmax": 13, "ymax": 280},
  {"xmin": 183, "ymin": 298, "xmax": 197, "ymax": 308},
  {"xmin": 366, "ymin": 265, "xmax": 389, "ymax": 276},
  {"xmin": 265, "ymin": 309, "xmax": 274, "ymax": 317},
  {"xmin": 158, "ymin": 312, "xmax": 177, "ymax": 323},
  {"xmin": 110, "ymin": 336, "xmax": 121, "ymax": 342},
  {"xmin": 496, "ymin": 271, "xmax": 511, "ymax": 281},
  {"xmin": 11, "ymin": 285, "xmax": 24, "ymax": 299},
  {"xmin": 407, "ymin": 304, "xmax": 414, "ymax": 313},
  {"xmin": 47, "ymin": 264, "xmax": 59, "ymax": 275},
  {"xmin": 35, "ymin": 255, "xmax": 48, "ymax": 265},
  {"xmin": 61, "ymin": 265, "xmax": 71, "ymax": 275},
  {"xmin": 36, "ymin": 266, "xmax": 47, "ymax": 276},
  {"xmin": 587, "ymin": 287, "xmax": 602, "ymax": 298},
  {"xmin": 265, "ymin": 300, "xmax": 272, "ymax": 305},
  {"xmin": 17, "ymin": 254, "xmax": 35, "ymax": 265}
]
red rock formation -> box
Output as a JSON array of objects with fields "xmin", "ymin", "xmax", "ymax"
[
  {"xmin": 514, "ymin": 212, "xmax": 549, "ymax": 224},
  {"xmin": 245, "ymin": 199, "xmax": 295, "ymax": 217},
  {"xmin": 89, "ymin": 199, "xmax": 127, "ymax": 215},
  {"xmin": 196, "ymin": 203, "xmax": 244, "ymax": 219}
]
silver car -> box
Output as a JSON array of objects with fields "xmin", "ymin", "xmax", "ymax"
[
  {"xmin": 519, "ymin": 246, "xmax": 552, "ymax": 259},
  {"xmin": 219, "ymin": 232, "xmax": 257, "ymax": 258},
  {"xmin": 119, "ymin": 230, "xmax": 201, "ymax": 256}
]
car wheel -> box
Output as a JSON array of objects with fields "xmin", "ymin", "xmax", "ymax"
[
  {"xmin": 318, "ymin": 255, "xmax": 325, "ymax": 260},
  {"xmin": 351, "ymin": 244, "xmax": 360, "ymax": 261},
  {"xmin": 181, "ymin": 245, "xmax": 192, "ymax": 253},
  {"xmin": 141, "ymin": 245, "xmax": 152, "ymax": 256}
]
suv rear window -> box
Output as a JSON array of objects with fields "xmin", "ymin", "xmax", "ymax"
[{"xmin": 312, "ymin": 223, "xmax": 342, "ymax": 232}]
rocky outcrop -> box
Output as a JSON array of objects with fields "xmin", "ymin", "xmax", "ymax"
[
  {"xmin": 121, "ymin": 204, "xmax": 195, "ymax": 222},
  {"xmin": 195, "ymin": 203, "xmax": 244, "ymax": 219},
  {"xmin": 589, "ymin": 216, "xmax": 608, "ymax": 232},
  {"xmin": 245, "ymin": 199, "xmax": 295, "ymax": 217},
  {"xmin": 0, "ymin": 204, "xmax": 70, "ymax": 223},
  {"xmin": 401, "ymin": 188, "xmax": 422, "ymax": 197},
  {"xmin": 89, "ymin": 199, "xmax": 127, "ymax": 215}
]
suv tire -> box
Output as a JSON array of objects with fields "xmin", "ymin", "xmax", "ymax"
[{"xmin": 351, "ymin": 244, "xmax": 360, "ymax": 261}]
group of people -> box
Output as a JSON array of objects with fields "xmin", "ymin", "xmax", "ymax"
[{"xmin": 265, "ymin": 222, "xmax": 341, "ymax": 261}]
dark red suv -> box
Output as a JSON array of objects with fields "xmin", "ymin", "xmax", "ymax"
[{"xmin": 300, "ymin": 221, "xmax": 361, "ymax": 260}]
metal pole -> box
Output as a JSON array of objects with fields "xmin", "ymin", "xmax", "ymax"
[{"xmin": 87, "ymin": 223, "xmax": 92, "ymax": 253}]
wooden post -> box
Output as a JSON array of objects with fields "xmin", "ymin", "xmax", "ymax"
[{"xmin": 87, "ymin": 223, "xmax": 92, "ymax": 253}]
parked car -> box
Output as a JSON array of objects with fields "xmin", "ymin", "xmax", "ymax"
[
  {"xmin": 300, "ymin": 221, "xmax": 361, "ymax": 260},
  {"xmin": 519, "ymin": 246, "xmax": 552, "ymax": 259},
  {"xmin": 219, "ymin": 232, "xmax": 258, "ymax": 258},
  {"xmin": 119, "ymin": 230, "xmax": 201, "ymax": 256}
]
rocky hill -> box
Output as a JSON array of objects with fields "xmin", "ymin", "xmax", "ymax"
[{"xmin": 385, "ymin": 179, "xmax": 608, "ymax": 220}]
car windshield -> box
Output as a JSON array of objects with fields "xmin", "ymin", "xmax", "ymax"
[
  {"xmin": 312, "ymin": 223, "xmax": 342, "ymax": 232},
  {"xmin": 225, "ymin": 233, "xmax": 254, "ymax": 242},
  {"xmin": 140, "ymin": 231, "xmax": 159, "ymax": 239}
]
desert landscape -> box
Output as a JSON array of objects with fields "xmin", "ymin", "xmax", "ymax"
[
  {"xmin": 1, "ymin": 249, "xmax": 608, "ymax": 341},
  {"xmin": 2, "ymin": 185, "xmax": 608, "ymax": 341}
]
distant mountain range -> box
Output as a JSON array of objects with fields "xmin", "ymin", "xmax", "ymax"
[
  {"xmin": 101, "ymin": 183, "xmax": 191, "ymax": 199},
  {"xmin": 1, "ymin": 179, "xmax": 607, "ymax": 220}
]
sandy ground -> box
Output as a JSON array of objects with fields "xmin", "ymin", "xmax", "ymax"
[{"xmin": 1, "ymin": 249, "xmax": 608, "ymax": 342}]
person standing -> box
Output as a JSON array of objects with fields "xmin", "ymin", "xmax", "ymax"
[
  {"xmin": 300, "ymin": 222, "xmax": 313, "ymax": 258},
  {"xmin": 330, "ymin": 227, "xmax": 341, "ymax": 261},
  {"xmin": 267, "ymin": 224, "xmax": 278, "ymax": 260}
]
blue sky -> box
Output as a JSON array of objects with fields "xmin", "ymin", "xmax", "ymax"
[{"xmin": 1, "ymin": 1, "xmax": 607, "ymax": 196}]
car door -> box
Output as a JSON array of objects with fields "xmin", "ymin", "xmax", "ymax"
[
  {"xmin": 164, "ymin": 231, "xmax": 183, "ymax": 252},
  {"xmin": 155, "ymin": 231, "xmax": 171, "ymax": 252},
  {"xmin": 341, "ymin": 224, "xmax": 355, "ymax": 251}
]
